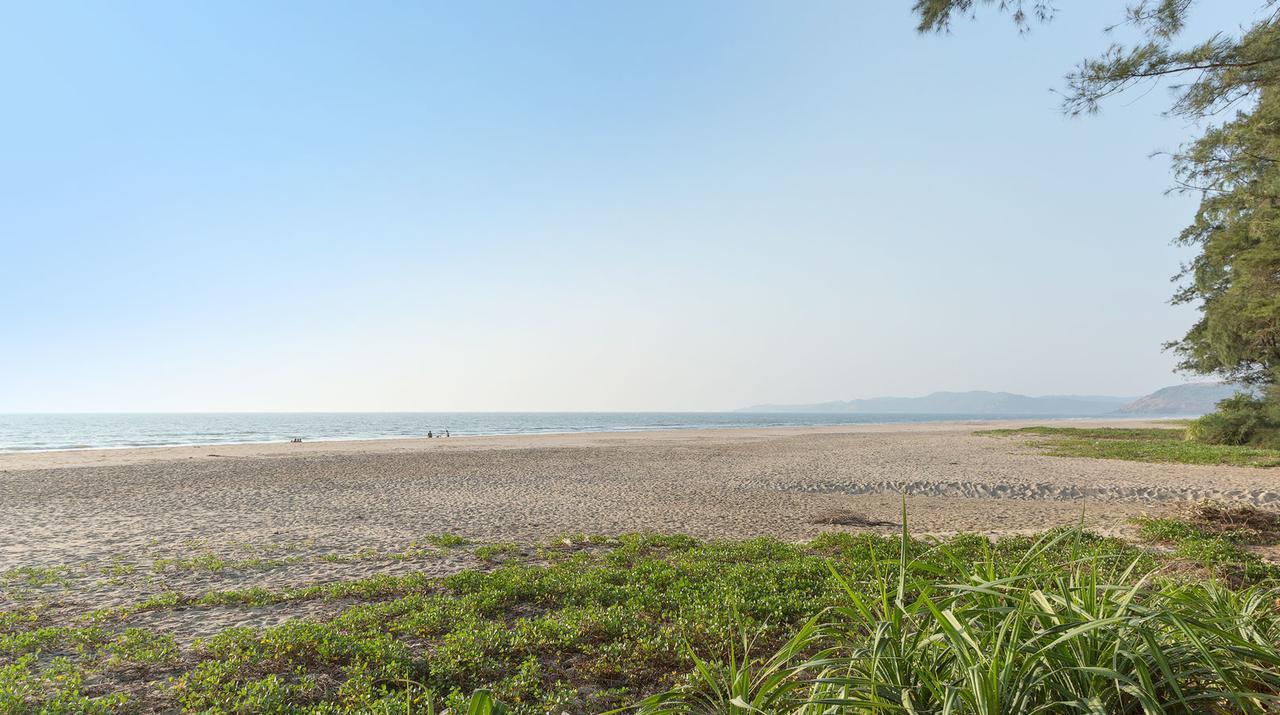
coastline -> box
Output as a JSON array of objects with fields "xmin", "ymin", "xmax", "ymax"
[
  {"xmin": 1, "ymin": 418, "xmax": 1255, "ymax": 570},
  {"xmin": 0, "ymin": 416, "xmax": 1179, "ymax": 471},
  {"xmin": 4, "ymin": 411, "xmax": 1068, "ymax": 455},
  {"xmin": 1, "ymin": 417, "xmax": 1269, "ymax": 650}
]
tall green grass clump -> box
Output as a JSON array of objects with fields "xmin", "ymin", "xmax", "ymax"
[{"xmin": 638, "ymin": 514, "xmax": 1280, "ymax": 714}]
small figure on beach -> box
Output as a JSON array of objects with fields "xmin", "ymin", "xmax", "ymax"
[
  {"xmin": 445, "ymin": 429, "xmax": 450, "ymax": 437},
  {"xmin": 290, "ymin": 438, "xmax": 302, "ymax": 443},
  {"xmin": 427, "ymin": 431, "xmax": 433, "ymax": 438}
]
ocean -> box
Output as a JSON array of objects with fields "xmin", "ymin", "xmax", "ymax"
[{"xmin": 0, "ymin": 412, "xmax": 1077, "ymax": 452}]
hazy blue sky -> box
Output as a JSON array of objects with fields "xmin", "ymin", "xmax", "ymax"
[{"xmin": 1, "ymin": 2, "xmax": 1263, "ymax": 411}]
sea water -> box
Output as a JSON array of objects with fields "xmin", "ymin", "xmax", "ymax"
[{"xmin": 0, "ymin": 412, "xmax": 1077, "ymax": 452}]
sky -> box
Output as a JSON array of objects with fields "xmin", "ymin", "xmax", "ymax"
[{"xmin": 0, "ymin": 1, "xmax": 1265, "ymax": 412}]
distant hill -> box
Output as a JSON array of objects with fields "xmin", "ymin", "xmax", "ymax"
[
  {"xmin": 1115, "ymin": 383, "xmax": 1242, "ymax": 416},
  {"xmin": 739, "ymin": 383, "xmax": 1247, "ymax": 417},
  {"xmin": 737, "ymin": 391, "xmax": 1133, "ymax": 416}
]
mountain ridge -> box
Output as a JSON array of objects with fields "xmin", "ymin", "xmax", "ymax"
[
  {"xmin": 739, "ymin": 384, "xmax": 1237, "ymax": 416},
  {"xmin": 1115, "ymin": 383, "xmax": 1241, "ymax": 415}
]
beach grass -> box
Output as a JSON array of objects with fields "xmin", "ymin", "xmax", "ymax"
[
  {"xmin": 635, "ymin": 531, "xmax": 1280, "ymax": 714},
  {"xmin": 978, "ymin": 425, "xmax": 1280, "ymax": 467},
  {"xmin": 4, "ymin": 514, "xmax": 1280, "ymax": 713}
]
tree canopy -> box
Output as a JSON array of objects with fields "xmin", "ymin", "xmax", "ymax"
[{"xmin": 913, "ymin": 1, "xmax": 1280, "ymax": 386}]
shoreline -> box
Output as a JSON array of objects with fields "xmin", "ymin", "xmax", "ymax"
[
  {"xmin": 0, "ymin": 413, "xmax": 1184, "ymax": 455},
  {"xmin": 0, "ymin": 416, "xmax": 1183, "ymax": 471},
  {"xmin": 1, "ymin": 418, "xmax": 1242, "ymax": 571}
]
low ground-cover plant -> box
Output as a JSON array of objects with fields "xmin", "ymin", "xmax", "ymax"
[
  {"xmin": 1, "ymin": 517, "xmax": 1277, "ymax": 713},
  {"xmin": 1137, "ymin": 502, "xmax": 1280, "ymax": 546},
  {"xmin": 1133, "ymin": 503, "xmax": 1280, "ymax": 583},
  {"xmin": 979, "ymin": 425, "xmax": 1280, "ymax": 467}
]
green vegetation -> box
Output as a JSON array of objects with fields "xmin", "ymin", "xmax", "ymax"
[
  {"xmin": 1149, "ymin": 501, "xmax": 1280, "ymax": 543},
  {"xmin": 0, "ymin": 566, "xmax": 72, "ymax": 589},
  {"xmin": 0, "ymin": 623, "xmax": 178, "ymax": 714},
  {"xmin": 152, "ymin": 552, "xmax": 303, "ymax": 573},
  {"xmin": 316, "ymin": 541, "xmax": 442, "ymax": 563},
  {"xmin": 979, "ymin": 425, "xmax": 1280, "ymax": 467},
  {"xmin": 638, "ymin": 532, "xmax": 1280, "ymax": 713},
  {"xmin": 1133, "ymin": 501, "xmax": 1280, "ymax": 583},
  {"xmin": 1188, "ymin": 392, "xmax": 1280, "ymax": 449},
  {"xmin": 2, "ymin": 514, "xmax": 1279, "ymax": 713},
  {"xmin": 423, "ymin": 533, "xmax": 470, "ymax": 549},
  {"xmin": 474, "ymin": 542, "xmax": 522, "ymax": 563}
]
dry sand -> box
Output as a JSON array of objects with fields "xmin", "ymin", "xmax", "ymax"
[
  {"xmin": 3, "ymin": 419, "xmax": 1278, "ymax": 639},
  {"xmin": 6, "ymin": 418, "xmax": 1280, "ymax": 564}
]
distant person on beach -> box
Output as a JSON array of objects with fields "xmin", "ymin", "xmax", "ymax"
[
  {"xmin": 427, "ymin": 431, "xmax": 433, "ymax": 438},
  {"xmin": 445, "ymin": 429, "xmax": 450, "ymax": 437}
]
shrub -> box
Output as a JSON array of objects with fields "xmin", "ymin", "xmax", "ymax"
[{"xmin": 1187, "ymin": 391, "xmax": 1280, "ymax": 448}]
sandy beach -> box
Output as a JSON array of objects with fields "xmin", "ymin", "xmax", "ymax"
[
  {"xmin": 5, "ymin": 419, "xmax": 1278, "ymax": 569},
  {"xmin": 2, "ymin": 418, "xmax": 1278, "ymax": 653}
]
